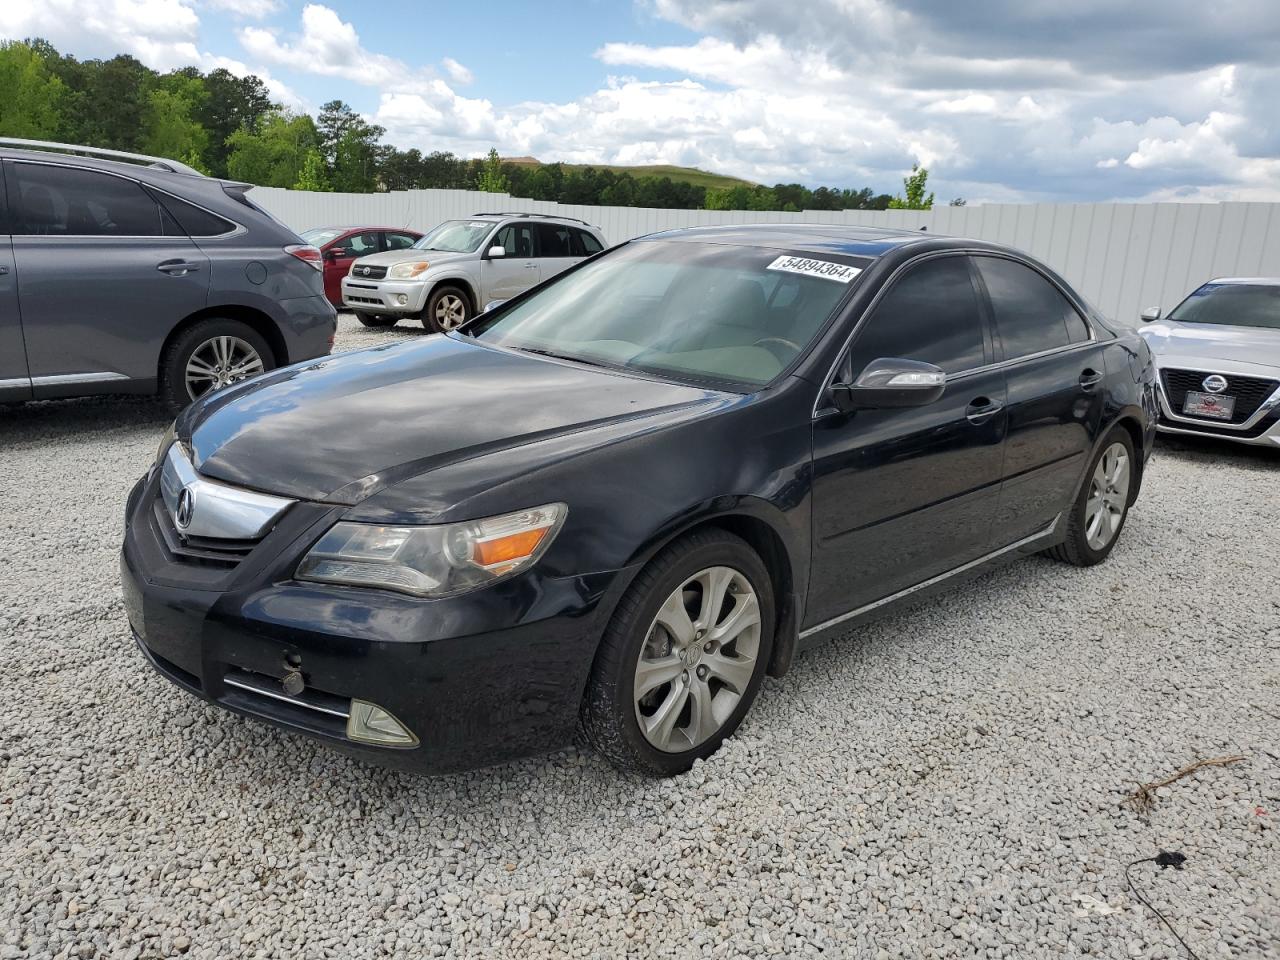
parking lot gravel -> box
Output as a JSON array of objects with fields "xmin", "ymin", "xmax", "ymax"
[{"xmin": 1, "ymin": 313, "xmax": 1278, "ymax": 959}]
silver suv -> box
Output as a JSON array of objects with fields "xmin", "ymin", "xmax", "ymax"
[
  {"xmin": 0, "ymin": 139, "xmax": 336, "ymax": 412},
  {"xmin": 341, "ymin": 213, "xmax": 607, "ymax": 332}
]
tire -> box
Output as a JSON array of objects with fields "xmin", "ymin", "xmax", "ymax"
[
  {"xmin": 1046, "ymin": 426, "xmax": 1136, "ymax": 567},
  {"xmin": 354, "ymin": 311, "xmax": 397, "ymax": 328},
  {"xmin": 580, "ymin": 529, "xmax": 775, "ymax": 777},
  {"xmin": 158, "ymin": 318, "xmax": 275, "ymax": 413},
  {"xmin": 422, "ymin": 285, "xmax": 471, "ymax": 333}
]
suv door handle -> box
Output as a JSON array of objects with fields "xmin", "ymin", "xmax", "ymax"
[
  {"xmin": 1079, "ymin": 368, "xmax": 1103, "ymax": 392},
  {"xmin": 524, "ymin": 264, "xmax": 538, "ymax": 270},
  {"xmin": 965, "ymin": 397, "xmax": 1005, "ymax": 423},
  {"xmin": 157, "ymin": 260, "xmax": 201, "ymax": 276}
]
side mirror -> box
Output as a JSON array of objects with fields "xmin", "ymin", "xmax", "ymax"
[
  {"xmin": 323, "ymin": 248, "xmax": 342, "ymax": 261},
  {"xmin": 830, "ymin": 358, "xmax": 946, "ymax": 412},
  {"xmin": 1140, "ymin": 306, "xmax": 1161, "ymax": 322},
  {"xmin": 482, "ymin": 299, "xmax": 507, "ymax": 313},
  {"xmin": 487, "ymin": 245, "xmax": 507, "ymax": 259}
]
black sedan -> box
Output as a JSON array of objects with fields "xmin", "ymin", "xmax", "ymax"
[{"xmin": 122, "ymin": 225, "xmax": 1158, "ymax": 776}]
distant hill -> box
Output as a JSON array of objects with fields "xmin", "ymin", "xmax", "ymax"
[{"xmin": 501, "ymin": 157, "xmax": 757, "ymax": 191}]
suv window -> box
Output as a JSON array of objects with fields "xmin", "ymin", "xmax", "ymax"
[
  {"xmin": 537, "ymin": 223, "xmax": 575, "ymax": 258},
  {"xmin": 572, "ymin": 228, "xmax": 603, "ymax": 256},
  {"xmin": 494, "ymin": 222, "xmax": 537, "ymax": 259},
  {"xmin": 848, "ymin": 255, "xmax": 986, "ymax": 375},
  {"xmin": 384, "ymin": 231, "xmax": 418, "ymax": 250},
  {"xmin": 153, "ymin": 191, "xmax": 235, "ymax": 237},
  {"xmin": 10, "ymin": 163, "xmax": 173, "ymax": 237},
  {"xmin": 974, "ymin": 256, "xmax": 1090, "ymax": 358}
]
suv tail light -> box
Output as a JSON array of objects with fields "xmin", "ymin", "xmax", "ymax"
[{"xmin": 284, "ymin": 244, "xmax": 323, "ymax": 271}]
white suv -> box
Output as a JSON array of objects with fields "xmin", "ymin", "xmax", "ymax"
[{"xmin": 341, "ymin": 212, "xmax": 607, "ymax": 332}]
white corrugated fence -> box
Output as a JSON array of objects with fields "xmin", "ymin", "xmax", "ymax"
[{"xmin": 251, "ymin": 185, "xmax": 1280, "ymax": 327}]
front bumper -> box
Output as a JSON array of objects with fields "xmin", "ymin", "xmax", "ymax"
[
  {"xmin": 121, "ymin": 469, "xmax": 623, "ymax": 774},
  {"xmin": 1154, "ymin": 370, "xmax": 1280, "ymax": 447},
  {"xmin": 341, "ymin": 276, "xmax": 430, "ymax": 315}
]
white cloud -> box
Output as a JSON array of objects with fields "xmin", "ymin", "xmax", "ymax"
[
  {"xmin": 441, "ymin": 57, "xmax": 473, "ymax": 85},
  {"xmin": 203, "ymin": 0, "xmax": 281, "ymax": 17},
  {"xmin": 0, "ymin": 0, "xmax": 201, "ymax": 68},
  {"xmin": 240, "ymin": 4, "xmax": 404, "ymax": 86}
]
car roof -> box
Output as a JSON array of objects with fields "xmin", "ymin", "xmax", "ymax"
[
  {"xmin": 639, "ymin": 223, "xmax": 936, "ymax": 258},
  {"xmin": 303, "ymin": 225, "xmax": 423, "ymax": 233},
  {"xmin": 0, "ymin": 146, "xmax": 213, "ymax": 188},
  {"xmin": 1205, "ymin": 277, "xmax": 1280, "ymax": 286}
]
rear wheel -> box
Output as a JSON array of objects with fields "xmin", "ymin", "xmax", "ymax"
[
  {"xmin": 1046, "ymin": 427, "xmax": 1135, "ymax": 566},
  {"xmin": 422, "ymin": 285, "xmax": 471, "ymax": 333},
  {"xmin": 580, "ymin": 529, "xmax": 774, "ymax": 776},
  {"xmin": 354, "ymin": 311, "xmax": 397, "ymax": 328},
  {"xmin": 159, "ymin": 318, "xmax": 274, "ymax": 413}
]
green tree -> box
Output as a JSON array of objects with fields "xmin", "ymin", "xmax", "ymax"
[
  {"xmin": 226, "ymin": 110, "xmax": 320, "ymax": 187},
  {"xmin": 141, "ymin": 76, "xmax": 208, "ymax": 164},
  {"xmin": 475, "ymin": 147, "xmax": 510, "ymax": 193},
  {"xmin": 0, "ymin": 41, "xmax": 68, "ymax": 139},
  {"xmin": 198, "ymin": 68, "xmax": 272, "ymax": 176},
  {"xmin": 888, "ymin": 162, "xmax": 935, "ymax": 210},
  {"xmin": 294, "ymin": 148, "xmax": 331, "ymax": 191}
]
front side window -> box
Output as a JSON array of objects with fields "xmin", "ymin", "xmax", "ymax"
[
  {"xmin": 413, "ymin": 220, "xmax": 496, "ymax": 254},
  {"xmin": 334, "ymin": 231, "xmax": 379, "ymax": 257},
  {"xmin": 1169, "ymin": 282, "xmax": 1280, "ymax": 330},
  {"xmin": 848, "ymin": 256, "xmax": 986, "ymax": 376},
  {"xmin": 975, "ymin": 256, "xmax": 1089, "ymax": 359},
  {"xmin": 493, "ymin": 223, "xmax": 537, "ymax": 258},
  {"xmin": 470, "ymin": 240, "xmax": 866, "ymax": 388},
  {"xmin": 11, "ymin": 163, "xmax": 173, "ymax": 237}
]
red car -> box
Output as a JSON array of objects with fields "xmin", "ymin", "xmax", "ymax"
[{"xmin": 300, "ymin": 226, "xmax": 424, "ymax": 306}]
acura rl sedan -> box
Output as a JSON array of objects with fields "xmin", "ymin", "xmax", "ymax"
[
  {"xmin": 122, "ymin": 225, "xmax": 1157, "ymax": 777},
  {"xmin": 1138, "ymin": 277, "xmax": 1280, "ymax": 446}
]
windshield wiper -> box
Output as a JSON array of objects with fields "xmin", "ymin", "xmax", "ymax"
[{"xmin": 517, "ymin": 347, "xmax": 614, "ymax": 369}]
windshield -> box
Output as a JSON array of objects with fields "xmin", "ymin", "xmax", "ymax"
[
  {"xmin": 469, "ymin": 240, "xmax": 867, "ymax": 388},
  {"xmin": 1169, "ymin": 282, "xmax": 1280, "ymax": 330},
  {"xmin": 300, "ymin": 227, "xmax": 344, "ymax": 247},
  {"xmin": 413, "ymin": 220, "xmax": 496, "ymax": 253}
]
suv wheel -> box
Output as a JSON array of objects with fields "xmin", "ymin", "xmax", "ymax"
[
  {"xmin": 580, "ymin": 529, "xmax": 774, "ymax": 776},
  {"xmin": 1046, "ymin": 427, "xmax": 1136, "ymax": 566},
  {"xmin": 159, "ymin": 318, "xmax": 275, "ymax": 412},
  {"xmin": 354, "ymin": 311, "xmax": 397, "ymax": 328},
  {"xmin": 423, "ymin": 285, "xmax": 470, "ymax": 333}
]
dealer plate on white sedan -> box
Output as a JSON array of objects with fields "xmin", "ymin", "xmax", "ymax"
[{"xmin": 1182, "ymin": 390, "xmax": 1235, "ymax": 420}]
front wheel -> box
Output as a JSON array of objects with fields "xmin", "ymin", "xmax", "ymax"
[
  {"xmin": 580, "ymin": 529, "xmax": 774, "ymax": 776},
  {"xmin": 1046, "ymin": 427, "xmax": 1136, "ymax": 566},
  {"xmin": 422, "ymin": 285, "xmax": 471, "ymax": 333},
  {"xmin": 159, "ymin": 319, "xmax": 275, "ymax": 413}
]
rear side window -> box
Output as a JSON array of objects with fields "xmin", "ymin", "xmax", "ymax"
[
  {"xmin": 848, "ymin": 255, "xmax": 987, "ymax": 375},
  {"xmin": 537, "ymin": 223, "xmax": 575, "ymax": 257},
  {"xmin": 10, "ymin": 163, "xmax": 171, "ymax": 237},
  {"xmin": 974, "ymin": 256, "xmax": 1090, "ymax": 359},
  {"xmin": 152, "ymin": 191, "xmax": 235, "ymax": 237},
  {"xmin": 573, "ymin": 228, "xmax": 603, "ymax": 255}
]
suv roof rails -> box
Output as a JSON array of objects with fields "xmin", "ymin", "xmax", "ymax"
[
  {"xmin": 472, "ymin": 211, "xmax": 591, "ymax": 227},
  {"xmin": 0, "ymin": 138, "xmax": 207, "ymax": 178}
]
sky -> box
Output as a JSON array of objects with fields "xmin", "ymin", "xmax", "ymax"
[{"xmin": 4, "ymin": 0, "xmax": 1280, "ymax": 203}]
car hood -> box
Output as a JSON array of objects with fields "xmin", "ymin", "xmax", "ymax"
[
  {"xmin": 1140, "ymin": 321, "xmax": 1280, "ymax": 371},
  {"xmin": 348, "ymin": 249, "xmax": 472, "ymax": 268},
  {"xmin": 186, "ymin": 336, "xmax": 724, "ymax": 504}
]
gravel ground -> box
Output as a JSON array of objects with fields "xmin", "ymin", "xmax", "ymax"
[{"xmin": 1, "ymin": 313, "xmax": 1278, "ymax": 959}]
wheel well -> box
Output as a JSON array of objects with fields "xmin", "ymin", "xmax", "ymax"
[
  {"xmin": 160, "ymin": 305, "xmax": 288, "ymax": 373},
  {"xmin": 429, "ymin": 278, "xmax": 477, "ymax": 315},
  {"xmin": 678, "ymin": 514, "xmax": 797, "ymax": 678}
]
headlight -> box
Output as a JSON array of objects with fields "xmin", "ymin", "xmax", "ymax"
[
  {"xmin": 154, "ymin": 421, "xmax": 177, "ymax": 467},
  {"xmin": 296, "ymin": 503, "xmax": 567, "ymax": 598},
  {"xmin": 387, "ymin": 261, "xmax": 431, "ymax": 280}
]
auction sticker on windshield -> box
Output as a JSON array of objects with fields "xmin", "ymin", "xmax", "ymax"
[{"xmin": 767, "ymin": 255, "xmax": 862, "ymax": 283}]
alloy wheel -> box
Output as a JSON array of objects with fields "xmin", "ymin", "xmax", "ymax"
[
  {"xmin": 434, "ymin": 293, "xmax": 467, "ymax": 330},
  {"xmin": 633, "ymin": 566, "xmax": 762, "ymax": 753},
  {"xmin": 185, "ymin": 336, "xmax": 265, "ymax": 401},
  {"xmin": 1084, "ymin": 441, "xmax": 1130, "ymax": 551}
]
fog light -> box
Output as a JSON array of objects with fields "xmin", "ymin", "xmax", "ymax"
[
  {"xmin": 396, "ymin": 294, "xmax": 408, "ymax": 306},
  {"xmin": 347, "ymin": 699, "xmax": 418, "ymax": 747}
]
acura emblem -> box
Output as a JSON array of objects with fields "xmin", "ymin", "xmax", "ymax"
[
  {"xmin": 1202, "ymin": 374, "xmax": 1228, "ymax": 394},
  {"xmin": 175, "ymin": 486, "xmax": 196, "ymax": 529}
]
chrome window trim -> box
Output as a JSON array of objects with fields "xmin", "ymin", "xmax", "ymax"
[
  {"xmin": 5, "ymin": 158, "xmax": 242, "ymax": 239},
  {"xmin": 812, "ymin": 248, "xmax": 1098, "ymax": 417},
  {"xmin": 31, "ymin": 371, "xmax": 129, "ymax": 385},
  {"xmin": 160, "ymin": 444, "xmax": 295, "ymax": 541},
  {"xmin": 798, "ymin": 515, "xmax": 1060, "ymax": 640},
  {"xmin": 1154, "ymin": 365, "xmax": 1280, "ymax": 431}
]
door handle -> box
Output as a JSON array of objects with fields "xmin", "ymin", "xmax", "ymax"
[
  {"xmin": 524, "ymin": 264, "xmax": 538, "ymax": 270},
  {"xmin": 1079, "ymin": 368, "xmax": 1103, "ymax": 392},
  {"xmin": 965, "ymin": 396, "xmax": 1005, "ymax": 423},
  {"xmin": 0, "ymin": 265, "xmax": 8, "ymax": 275},
  {"xmin": 157, "ymin": 260, "xmax": 201, "ymax": 276}
]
